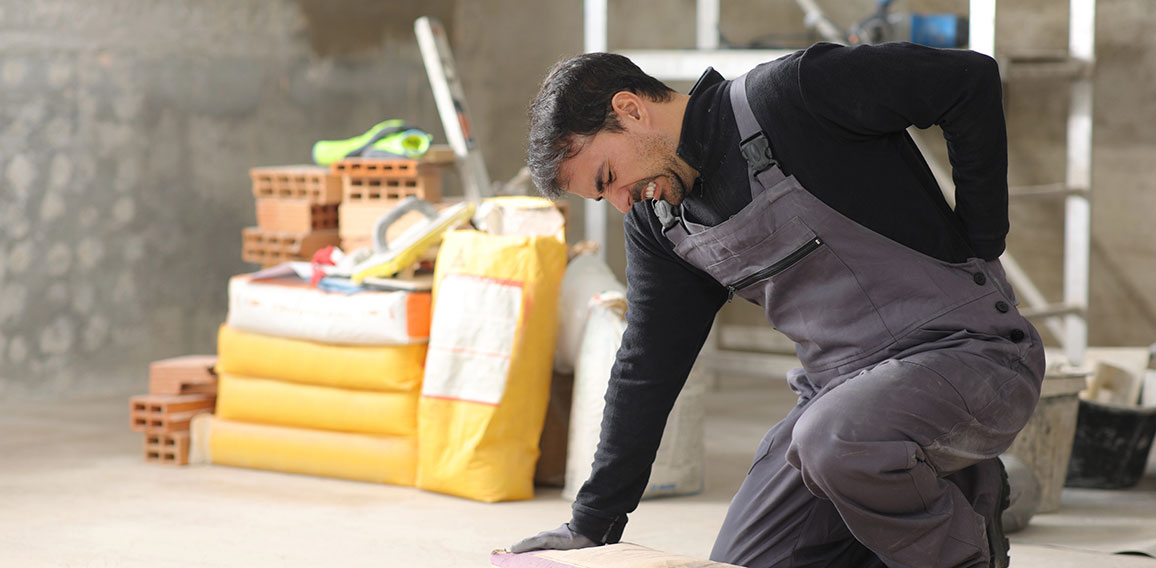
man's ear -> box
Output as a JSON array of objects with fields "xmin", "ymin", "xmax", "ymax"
[{"xmin": 611, "ymin": 91, "xmax": 647, "ymax": 125}]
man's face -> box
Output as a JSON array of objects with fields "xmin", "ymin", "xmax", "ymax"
[{"xmin": 560, "ymin": 126, "xmax": 693, "ymax": 214}]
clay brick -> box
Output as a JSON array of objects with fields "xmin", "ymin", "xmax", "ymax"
[
  {"xmin": 332, "ymin": 158, "xmax": 425, "ymax": 177},
  {"xmin": 130, "ymin": 394, "xmax": 215, "ymax": 433},
  {"xmin": 241, "ymin": 227, "xmax": 341, "ymax": 267},
  {"xmin": 332, "ymin": 151, "xmax": 454, "ymax": 204},
  {"xmin": 330, "ymin": 145, "xmax": 455, "ymax": 176},
  {"xmin": 338, "ymin": 203, "xmax": 433, "ymax": 243},
  {"xmin": 249, "ymin": 166, "xmax": 342, "ymax": 204},
  {"xmin": 337, "ymin": 199, "xmax": 468, "ymax": 249},
  {"xmin": 149, "ymin": 355, "xmax": 218, "ymax": 396},
  {"xmin": 341, "ymin": 172, "xmax": 443, "ymax": 203},
  {"xmin": 421, "ymin": 145, "xmax": 457, "ymax": 164},
  {"xmin": 144, "ymin": 431, "xmax": 191, "ymax": 466},
  {"xmin": 255, "ymin": 199, "xmax": 340, "ymax": 232}
]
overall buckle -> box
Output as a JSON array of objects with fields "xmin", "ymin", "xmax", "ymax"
[
  {"xmin": 740, "ymin": 132, "xmax": 777, "ymax": 175},
  {"xmin": 653, "ymin": 200, "xmax": 680, "ymax": 230}
]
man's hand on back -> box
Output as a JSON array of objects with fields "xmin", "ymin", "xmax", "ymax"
[{"xmin": 510, "ymin": 523, "xmax": 599, "ymax": 554}]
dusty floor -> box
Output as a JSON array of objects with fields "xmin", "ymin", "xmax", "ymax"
[{"xmin": 2, "ymin": 377, "xmax": 1155, "ymax": 567}]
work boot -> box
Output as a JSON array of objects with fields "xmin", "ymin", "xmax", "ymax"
[{"xmin": 988, "ymin": 458, "xmax": 1011, "ymax": 568}]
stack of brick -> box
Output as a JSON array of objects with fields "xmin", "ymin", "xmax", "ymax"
[
  {"xmin": 242, "ymin": 166, "xmax": 343, "ymax": 267},
  {"xmin": 129, "ymin": 356, "xmax": 218, "ymax": 465},
  {"xmin": 333, "ymin": 146, "xmax": 456, "ymax": 252},
  {"xmin": 242, "ymin": 147, "xmax": 456, "ymax": 265}
]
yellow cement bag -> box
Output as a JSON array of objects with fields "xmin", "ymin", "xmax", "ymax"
[
  {"xmin": 417, "ymin": 228, "xmax": 567, "ymax": 502},
  {"xmin": 216, "ymin": 373, "xmax": 418, "ymax": 437},
  {"xmin": 191, "ymin": 415, "xmax": 416, "ymax": 486},
  {"xmin": 216, "ymin": 324, "xmax": 426, "ymax": 392}
]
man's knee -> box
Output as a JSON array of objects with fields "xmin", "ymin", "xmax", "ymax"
[
  {"xmin": 789, "ymin": 404, "xmax": 921, "ymax": 499},
  {"xmin": 787, "ymin": 408, "xmax": 862, "ymax": 496}
]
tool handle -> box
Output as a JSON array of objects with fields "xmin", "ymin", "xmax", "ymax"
[{"xmin": 372, "ymin": 197, "xmax": 440, "ymax": 253}]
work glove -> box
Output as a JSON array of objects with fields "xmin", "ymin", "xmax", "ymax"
[{"xmin": 510, "ymin": 522, "xmax": 599, "ymax": 553}]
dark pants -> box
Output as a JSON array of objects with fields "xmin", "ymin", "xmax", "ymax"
[{"xmin": 710, "ymin": 348, "xmax": 1036, "ymax": 568}]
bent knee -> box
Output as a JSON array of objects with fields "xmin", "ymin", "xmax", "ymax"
[{"xmin": 789, "ymin": 409, "xmax": 921, "ymax": 493}]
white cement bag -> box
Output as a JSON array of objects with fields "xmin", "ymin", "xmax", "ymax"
[
  {"xmin": 554, "ymin": 254, "xmax": 626, "ymax": 374},
  {"xmin": 226, "ymin": 274, "xmax": 429, "ymax": 345},
  {"xmin": 563, "ymin": 291, "xmax": 705, "ymax": 500}
]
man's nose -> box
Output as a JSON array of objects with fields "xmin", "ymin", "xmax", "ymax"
[{"xmin": 609, "ymin": 185, "xmax": 631, "ymax": 213}]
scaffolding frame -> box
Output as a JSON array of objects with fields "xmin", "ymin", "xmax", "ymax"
[{"xmin": 970, "ymin": 0, "xmax": 1096, "ymax": 367}]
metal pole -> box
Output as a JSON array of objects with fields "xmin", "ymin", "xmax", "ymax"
[
  {"xmin": 1064, "ymin": 0, "xmax": 1096, "ymax": 366},
  {"xmin": 968, "ymin": 0, "xmax": 996, "ymax": 56},
  {"xmin": 584, "ymin": 0, "xmax": 608, "ymax": 260},
  {"xmin": 697, "ymin": 0, "xmax": 720, "ymax": 50}
]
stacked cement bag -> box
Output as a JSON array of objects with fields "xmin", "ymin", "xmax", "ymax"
[{"xmin": 192, "ymin": 273, "xmax": 430, "ymax": 486}]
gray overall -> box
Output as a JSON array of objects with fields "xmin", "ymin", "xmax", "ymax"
[{"xmin": 657, "ymin": 74, "xmax": 1046, "ymax": 567}]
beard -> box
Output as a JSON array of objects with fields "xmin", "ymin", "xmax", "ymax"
[{"xmin": 631, "ymin": 132, "xmax": 695, "ymax": 206}]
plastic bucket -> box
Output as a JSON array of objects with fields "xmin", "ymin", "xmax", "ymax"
[{"xmin": 1064, "ymin": 398, "xmax": 1156, "ymax": 489}]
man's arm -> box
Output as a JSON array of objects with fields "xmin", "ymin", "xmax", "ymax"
[
  {"xmin": 569, "ymin": 209, "xmax": 726, "ymax": 543},
  {"xmin": 797, "ymin": 42, "xmax": 1009, "ymax": 260},
  {"xmin": 513, "ymin": 207, "xmax": 726, "ymax": 550}
]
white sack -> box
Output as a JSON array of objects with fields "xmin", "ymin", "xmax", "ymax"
[
  {"xmin": 563, "ymin": 291, "xmax": 705, "ymax": 500},
  {"xmin": 553, "ymin": 254, "xmax": 626, "ymax": 374}
]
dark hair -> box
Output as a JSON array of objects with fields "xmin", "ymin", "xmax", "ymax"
[{"xmin": 527, "ymin": 53, "xmax": 675, "ymax": 199}]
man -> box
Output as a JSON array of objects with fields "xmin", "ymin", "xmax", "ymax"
[{"xmin": 513, "ymin": 42, "xmax": 1045, "ymax": 568}]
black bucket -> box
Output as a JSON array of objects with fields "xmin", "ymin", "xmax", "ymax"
[{"xmin": 1064, "ymin": 398, "xmax": 1156, "ymax": 489}]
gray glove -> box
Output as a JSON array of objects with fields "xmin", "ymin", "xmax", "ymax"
[{"xmin": 510, "ymin": 522, "xmax": 599, "ymax": 554}]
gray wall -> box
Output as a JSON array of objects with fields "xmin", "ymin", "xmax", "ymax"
[
  {"xmin": 2, "ymin": 0, "xmax": 1154, "ymax": 399},
  {"xmin": 0, "ymin": 0, "xmax": 453, "ymax": 398},
  {"xmin": 999, "ymin": 0, "xmax": 1156, "ymax": 346}
]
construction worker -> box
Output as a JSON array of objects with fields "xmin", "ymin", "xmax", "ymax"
[{"xmin": 511, "ymin": 42, "xmax": 1045, "ymax": 568}]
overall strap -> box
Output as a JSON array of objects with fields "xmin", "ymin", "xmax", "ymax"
[
  {"xmin": 729, "ymin": 73, "xmax": 787, "ymax": 192},
  {"xmin": 656, "ymin": 200, "xmax": 690, "ymax": 247}
]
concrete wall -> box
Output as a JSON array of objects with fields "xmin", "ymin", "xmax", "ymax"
[
  {"xmin": 2, "ymin": 0, "xmax": 1153, "ymax": 398},
  {"xmin": 999, "ymin": 0, "xmax": 1156, "ymax": 347},
  {"xmin": 0, "ymin": 0, "xmax": 453, "ymax": 398}
]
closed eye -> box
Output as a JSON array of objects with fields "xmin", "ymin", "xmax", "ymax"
[
  {"xmin": 597, "ymin": 168, "xmax": 613, "ymax": 202},
  {"xmin": 594, "ymin": 164, "xmax": 610, "ymax": 202}
]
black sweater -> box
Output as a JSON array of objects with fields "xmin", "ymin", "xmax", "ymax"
[{"xmin": 570, "ymin": 42, "xmax": 1008, "ymax": 544}]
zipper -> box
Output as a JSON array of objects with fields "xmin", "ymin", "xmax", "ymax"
[{"xmin": 726, "ymin": 237, "xmax": 824, "ymax": 301}]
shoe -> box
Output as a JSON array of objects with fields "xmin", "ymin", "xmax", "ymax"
[{"xmin": 988, "ymin": 458, "xmax": 1011, "ymax": 568}]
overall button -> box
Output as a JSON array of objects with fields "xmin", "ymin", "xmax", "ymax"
[
  {"xmin": 995, "ymin": 301, "xmax": 1010, "ymax": 313},
  {"xmin": 973, "ymin": 272, "xmax": 987, "ymax": 285},
  {"xmin": 1010, "ymin": 329, "xmax": 1026, "ymax": 342}
]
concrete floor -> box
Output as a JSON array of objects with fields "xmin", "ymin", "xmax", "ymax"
[{"xmin": 2, "ymin": 377, "xmax": 1155, "ymax": 567}]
